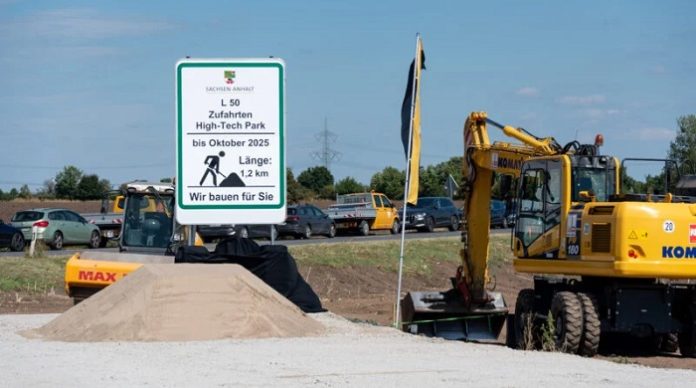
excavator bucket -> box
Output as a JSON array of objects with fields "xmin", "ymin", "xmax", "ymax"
[{"xmin": 401, "ymin": 290, "xmax": 507, "ymax": 342}]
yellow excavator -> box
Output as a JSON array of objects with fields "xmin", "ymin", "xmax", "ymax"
[{"xmin": 402, "ymin": 111, "xmax": 696, "ymax": 357}]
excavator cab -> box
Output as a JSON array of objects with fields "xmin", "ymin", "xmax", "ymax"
[{"xmin": 119, "ymin": 182, "xmax": 190, "ymax": 255}]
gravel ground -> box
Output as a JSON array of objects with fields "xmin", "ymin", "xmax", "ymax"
[{"xmin": 2, "ymin": 313, "xmax": 695, "ymax": 387}]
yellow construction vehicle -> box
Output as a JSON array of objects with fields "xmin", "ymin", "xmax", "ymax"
[
  {"xmin": 64, "ymin": 181, "xmax": 203, "ymax": 303},
  {"xmin": 402, "ymin": 111, "xmax": 696, "ymax": 357}
]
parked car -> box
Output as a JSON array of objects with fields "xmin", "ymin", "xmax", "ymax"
[
  {"xmin": 10, "ymin": 208, "xmax": 101, "ymax": 250},
  {"xmin": 197, "ymin": 224, "xmax": 278, "ymax": 242},
  {"xmin": 402, "ymin": 197, "xmax": 461, "ymax": 232},
  {"xmin": 278, "ymin": 205, "xmax": 336, "ymax": 239},
  {"xmin": 0, "ymin": 219, "xmax": 25, "ymax": 251},
  {"xmin": 490, "ymin": 199, "xmax": 508, "ymax": 228}
]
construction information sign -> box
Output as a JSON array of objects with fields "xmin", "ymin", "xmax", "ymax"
[{"xmin": 176, "ymin": 58, "xmax": 286, "ymax": 225}]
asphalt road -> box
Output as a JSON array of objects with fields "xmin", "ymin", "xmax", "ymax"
[{"xmin": 0, "ymin": 228, "xmax": 512, "ymax": 258}]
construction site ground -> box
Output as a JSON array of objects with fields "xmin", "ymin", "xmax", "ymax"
[{"xmin": 2, "ymin": 258, "xmax": 695, "ymax": 373}]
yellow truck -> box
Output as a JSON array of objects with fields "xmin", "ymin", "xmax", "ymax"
[
  {"xmin": 65, "ymin": 182, "xmax": 201, "ymax": 303},
  {"xmin": 326, "ymin": 192, "xmax": 400, "ymax": 236}
]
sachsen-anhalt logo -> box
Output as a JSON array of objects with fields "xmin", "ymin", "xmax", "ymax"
[{"xmin": 224, "ymin": 70, "xmax": 236, "ymax": 84}]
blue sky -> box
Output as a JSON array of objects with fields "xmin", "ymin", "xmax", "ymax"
[{"xmin": 1, "ymin": 0, "xmax": 694, "ymax": 191}]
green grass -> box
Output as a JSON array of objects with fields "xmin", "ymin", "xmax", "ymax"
[
  {"xmin": 288, "ymin": 234, "xmax": 512, "ymax": 276},
  {"xmin": 0, "ymin": 256, "xmax": 69, "ymax": 293},
  {"xmin": 0, "ymin": 234, "xmax": 514, "ymax": 294}
]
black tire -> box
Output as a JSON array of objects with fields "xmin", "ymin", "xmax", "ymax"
[
  {"xmin": 238, "ymin": 227, "xmax": 249, "ymax": 239},
  {"xmin": 50, "ymin": 231, "xmax": 64, "ymax": 250},
  {"xmin": 654, "ymin": 333, "xmax": 679, "ymax": 354},
  {"xmin": 88, "ymin": 231, "xmax": 100, "ymax": 249},
  {"xmin": 327, "ymin": 224, "xmax": 336, "ymax": 238},
  {"xmin": 448, "ymin": 216, "xmax": 459, "ymax": 231},
  {"xmin": 550, "ymin": 291, "xmax": 583, "ymax": 354},
  {"xmin": 577, "ymin": 292, "xmax": 601, "ymax": 357},
  {"xmin": 303, "ymin": 225, "xmax": 312, "ymax": 239},
  {"xmin": 358, "ymin": 221, "xmax": 370, "ymax": 236},
  {"xmin": 419, "ymin": 217, "xmax": 434, "ymax": 233},
  {"xmin": 10, "ymin": 232, "xmax": 25, "ymax": 252},
  {"xmin": 513, "ymin": 288, "xmax": 538, "ymax": 350},
  {"xmin": 390, "ymin": 220, "xmax": 400, "ymax": 235},
  {"xmin": 678, "ymin": 305, "xmax": 696, "ymax": 357}
]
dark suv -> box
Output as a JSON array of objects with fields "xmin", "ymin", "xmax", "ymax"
[{"xmin": 402, "ymin": 197, "xmax": 461, "ymax": 232}]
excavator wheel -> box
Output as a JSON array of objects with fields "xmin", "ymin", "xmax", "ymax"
[
  {"xmin": 550, "ymin": 291, "xmax": 583, "ymax": 354},
  {"xmin": 653, "ymin": 333, "xmax": 679, "ymax": 354},
  {"xmin": 513, "ymin": 289, "xmax": 538, "ymax": 350},
  {"xmin": 576, "ymin": 292, "xmax": 601, "ymax": 357},
  {"xmin": 678, "ymin": 305, "xmax": 696, "ymax": 357}
]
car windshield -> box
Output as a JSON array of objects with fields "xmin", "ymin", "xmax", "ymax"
[
  {"xmin": 287, "ymin": 208, "xmax": 297, "ymax": 215},
  {"xmin": 407, "ymin": 198, "xmax": 436, "ymax": 208},
  {"xmin": 12, "ymin": 211, "xmax": 43, "ymax": 222}
]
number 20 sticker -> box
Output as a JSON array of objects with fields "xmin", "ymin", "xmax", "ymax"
[{"xmin": 663, "ymin": 220, "xmax": 675, "ymax": 233}]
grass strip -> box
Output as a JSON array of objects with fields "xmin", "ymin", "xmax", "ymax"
[{"xmin": 0, "ymin": 256, "xmax": 69, "ymax": 293}]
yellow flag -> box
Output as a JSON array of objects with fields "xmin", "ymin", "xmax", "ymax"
[{"xmin": 400, "ymin": 37, "xmax": 425, "ymax": 205}]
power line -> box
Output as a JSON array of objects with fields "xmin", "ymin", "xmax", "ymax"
[{"xmin": 311, "ymin": 117, "xmax": 341, "ymax": 170}]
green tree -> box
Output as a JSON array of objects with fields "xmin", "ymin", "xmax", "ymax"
[
  {"xmin": 18, "ymin": 184, "xmax": 32, "ymax": 199},
  {"xmin": 418, "ymin": 157, "xmax": 463, "ymax": 198},
  {"xmin": 297, "ymin": 166, "xmax": 334, "ymax": 193},
  {"xmin": 370, "ymin": 167, "xmax": 405, "ymax": 199},
  {"xmin": 77, "ymin": 174, "xmax": 107, "ymax": 200},
  {"xmin": 8, "ymin": 188, "xmax": 18, "ymax": 200},
  {"xmin": 318, "ymin": 184, "xmax": 336, "ymax": 200},
  {"xmin": 287, "ymin": 168, "xmax": 311, "ymax": 203},
  {"xmin": 36, "ymin": 179, "xmax": 56, "ymax": 199},
  {"xmin": 668, "ymin": 115, "xmax": 696, "ymax": 171},
  {"xmin": 160, "ymin": 177, "xmax": 173, "ymax": 183},
  {"xmin": 55, "ymin": 166, "xmax": 83, "ymax": 199},
  {"xmin": 335, "ymin": 177, "xmax": 365, "ymax": 195}
]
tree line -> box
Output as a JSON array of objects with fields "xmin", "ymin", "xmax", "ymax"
[
  {"xmin": 3, "ymin": 114, "xmax": 694, "ymax": 202},
  {"xmin": 0, "ymin": 166, "xmax": 111, "ymax": 201}
]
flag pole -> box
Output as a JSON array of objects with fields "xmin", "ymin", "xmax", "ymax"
[{"xmin": 394, "ymin": 33, "xmax": 421, "ymax": 328}]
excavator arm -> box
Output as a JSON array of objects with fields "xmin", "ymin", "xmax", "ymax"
[
  {"xmin": 459, "ymin": 112, "xmax": 560, "ymax": 304},
  {"xmin": 401, "ymin": 111, "xmax": 560, "ymax": 340}
]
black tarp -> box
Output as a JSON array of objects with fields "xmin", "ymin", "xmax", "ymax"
[{"xmin": 175, "ymin": 238, "xmax": 325, "ymax": 313}]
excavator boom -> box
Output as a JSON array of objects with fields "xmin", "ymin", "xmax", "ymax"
[{"xmin": 402, "ymin": 112, "xmax": 555, "ymax": 340}]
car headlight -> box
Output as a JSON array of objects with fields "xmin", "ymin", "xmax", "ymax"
[{"xmin": 414, "ymin": 213, "xmax": 426, "ymax": 220}]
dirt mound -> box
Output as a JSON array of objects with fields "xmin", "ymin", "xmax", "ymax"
[{"xmin": 23, "ymin": 264, "xmax": 324, "ymax": 342}]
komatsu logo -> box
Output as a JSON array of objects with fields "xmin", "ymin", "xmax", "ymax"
[
  {"xmin": 497, "ymin": 157, "xmax": 523, "ymax": 170},
  {"xmin": 662, "ymin": 246, "xmax": 696, "ymax": 259},
  {"xmin": 492, "ymin": 153, "xmax": 523, "ymax": 170}
]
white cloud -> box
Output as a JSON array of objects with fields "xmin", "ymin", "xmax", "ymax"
[
  {"xmin": 636, "ymin": 128, "xmax": 675, "ymax": 141},
  {"xmin": 649, "ymin": 65, "xmax": 666, "ymax": 75},
  {"xmin": 583, "ymin": 108, "xmax": 621, "ymax": 119},
  {"xmin": 558, "ymin": 94, "xmax": 606, "ymax": 106},
  {"xmin": 515, "ymin": 87, "xmax": 539, "ymax": 97},
  {"xmin": 1, "ymin": 8, "xmax": 174, "ymax": 41}
]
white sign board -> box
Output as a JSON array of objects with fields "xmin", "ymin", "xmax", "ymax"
[{"xmin": 176, "ymin": 58, "xmax": 286, "ymax": 225}]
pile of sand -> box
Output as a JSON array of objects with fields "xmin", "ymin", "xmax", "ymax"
[{"xmin": 24, "ymin": 264, "xmax": 324, "ymax": 342}]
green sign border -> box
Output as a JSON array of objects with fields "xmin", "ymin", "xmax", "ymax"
[{"xmin": 176, "ymin": 61, "xmax": 285, "ymax": 210}]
